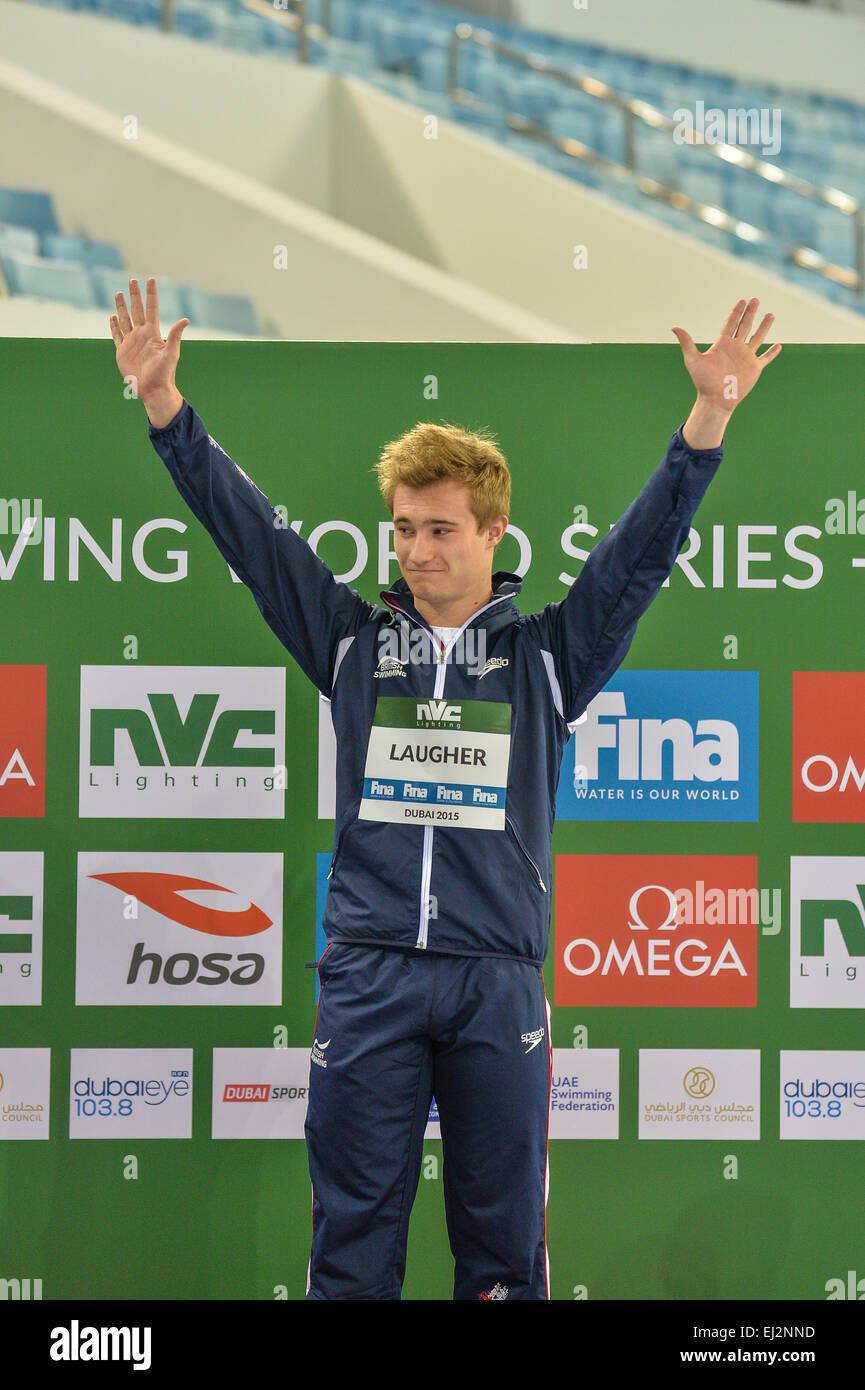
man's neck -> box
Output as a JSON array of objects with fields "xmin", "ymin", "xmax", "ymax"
[{"xmin": 412, "ymin": 584, "xmax": 495, "ymax": 631}]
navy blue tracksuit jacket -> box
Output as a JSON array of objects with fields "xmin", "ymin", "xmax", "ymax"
[{"xmin": 149, "ymin": 400, "xmax": 723, "ymax": 1299}]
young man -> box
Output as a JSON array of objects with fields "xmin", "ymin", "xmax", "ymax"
[{"xmin": 111, "ymin": 280, "xmax": 780, "ymax": 1300}]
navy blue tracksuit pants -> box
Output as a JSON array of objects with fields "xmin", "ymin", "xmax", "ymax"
[{"xmin": 304, "ymin": 944, "xmax": 551, "ymax": 1301}]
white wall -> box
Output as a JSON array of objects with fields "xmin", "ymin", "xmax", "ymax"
[{"xmin": 0, "ymin": 20, "xmax": 571, "ymax": 342}]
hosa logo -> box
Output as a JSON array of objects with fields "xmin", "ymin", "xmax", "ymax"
[
  {"xmin": 790, "ymin": 858, "xmax": 865, "ymax": 1009},
  {"xmin": 557, "ymin": 672, "xmax": 758, "ymax": 822},
  {"xmin": 555, "ymin": 855, "xmax": 758, "ymax": 1007},
  {"xmin": 79, "ymin": 666, "xmax": 285, "ymax": 818},
  {"xmin": 793, "ymin": 673, "xmax": 865, "ymax": 822},
  {"xmin": 75, "ymin": 853, "xmax": 283, "ymax": 1006},
  {"xmin": 96, "ymin": 871, "xmax": 268, "ymax": 988},
  {"xmin": 417, "ymin": 700, "xmax": 461, "ymax": 725}
]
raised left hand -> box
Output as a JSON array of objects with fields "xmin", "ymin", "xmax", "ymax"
[{"xmin": 672, "ymin": 298, "xmax": 782, "ymax": 415}]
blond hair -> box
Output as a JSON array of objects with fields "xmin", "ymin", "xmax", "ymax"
[{"xmin": 374, "ymin": 421, "xmax": 510, "ymax": 531}]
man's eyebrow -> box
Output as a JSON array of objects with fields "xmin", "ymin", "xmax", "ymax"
[{"xmin": 393, "ymin": 515, "xmax": 461, "ymax": 525}]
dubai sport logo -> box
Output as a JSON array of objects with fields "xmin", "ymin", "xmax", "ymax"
[{"xmin": 556, "ymin": 671, "xmax": 758, "ymax": 821}]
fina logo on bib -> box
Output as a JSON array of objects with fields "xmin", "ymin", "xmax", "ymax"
[{"xmin": 557, "ymin": 671, "xmax": 758, "ymax": 822}]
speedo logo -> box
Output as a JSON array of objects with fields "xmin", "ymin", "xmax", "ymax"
[
  {"xmin": 476, "ymin": 658, "xmax": 509, "ymax": 680},
  {"xmin": 417, "ymin": 700, "xmax": 461, "ymax": 725},
  {"xmin": 521, "ymin": 1027, "xmax": 546, "ymax": 1053}
]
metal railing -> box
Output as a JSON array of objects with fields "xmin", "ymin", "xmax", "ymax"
[
  {"xmin": 158, "ymin": 1, "xmax": 864, "ymax": 295},
  {"xmin": 447, "ymin": 24, "xmax": 865, "ymax": 296}
]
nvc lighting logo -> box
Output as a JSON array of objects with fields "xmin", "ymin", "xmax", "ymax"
[
  {"xmin": 556, "ymin": 671, "xmax": 757, "ymax": 821},
  {"xmin": 790, "ymin": 857, "xmax": 865, "ymax": 1009},
  {"xmin": 78, "ymin": 666, "xmax": 285, "ymax": 818}
]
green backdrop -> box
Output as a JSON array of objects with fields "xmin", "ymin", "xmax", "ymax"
[{"xmin": 1, "ymin": 339, "xmax": 863, "ymax": 1301}]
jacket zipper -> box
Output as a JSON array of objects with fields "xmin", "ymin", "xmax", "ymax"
[
  {"xmin": 326, "ymin": 821, "xmax": 347, "ymax": 880},
  {"xmin": 505, "ymin": 814, "xmax": 548, "ymax": 893},
  {"xmin": 386, "ymin": 592, "xmax": 514, "ymax": 950}
]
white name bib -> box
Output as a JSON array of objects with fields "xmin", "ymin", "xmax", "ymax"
[{"xmin": 359, "ymin": 696, "xmax": 511, "ymax": 830}]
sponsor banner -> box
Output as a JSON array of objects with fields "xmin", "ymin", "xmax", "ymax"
[
  {"xmin": 639, "ymin": 1049, "xmax": 760, "ymax": 1139},
  {"xmin": 69, "ymin": 1049, "xmax": 192, "ymax": 1139},
  {"xmin": 555, "ymin": 855, "xmax": 759, "ymax": 1007},
  {"xmin": 78, "ymin": 665, "xmax": 285, "ymax": 818},
  {"xmin": 0, "ymin": 1048, "xmax": 50, "ymax": 1140},
  {"xmin": 780, "ymin": 1052, "xmax": 865, "ymax": 1140},
  {"xmin": 359, "ymin": 697, "xmax": 511, "ymax": 830},
  {"xmin": 75, "ymin": 852, "xmax": 283, "ymax": 1005},
  {"xmin": 0, "ymin": 665, "xmax": 45, "ymax": 818},
  {"xmin": 790, "ymin": 857, "xmax": 865, "ymax": 1009},
  {"xmin": 550, "ymin": 1049, "xmax": 619, "ymax": 1138},
  {"xmin": 0, "ymin": 852, "xmax": 43, "ymax": 1005},
  {"xmin": 425, "ymin": 1094, "xmax": 441, "ymax": 1136},
  {"xmin": 212, "ymin": 1049, "xmax": 310, "ymax": 1138},
  {"xmin": 556, "ymin": 671, "xmax": 758, "ymax": 821},
  {"xmin": 793, "ymin": 672, "xmax": 865, "ymax": 823}
]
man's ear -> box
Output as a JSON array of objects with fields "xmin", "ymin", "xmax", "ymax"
[{"xmin": 487, "ymin": 515, "xmax": 508, "ymax": 548}]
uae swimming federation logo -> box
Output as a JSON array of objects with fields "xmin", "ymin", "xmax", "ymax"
[{"xmin": 478, "ymin": 1283, "xmax": 509, "ymax": 1300}]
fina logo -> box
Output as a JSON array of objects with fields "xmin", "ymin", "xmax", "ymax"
[{"xmin": 559, "ymin": 672, "xmax": 758, "ymax": 822}]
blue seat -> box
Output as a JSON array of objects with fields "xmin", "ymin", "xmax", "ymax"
[
  {"xmin": 0, "ymin": 187, "xmax": 60, "ymax": 237},
  {"xmin": 183, "ymin": 286, "xmax": 260, "ymax": 335},
  {"xmin": 90, "ymin": 270, "xmax": 191, "ymax": 325},
  {"xmin": 0, "ymin": 251, "xmax": 96, "ymax": 308},
  {"xmin": 41, "ymin": 233, "xmax": 124, "ymax": 269},
  {"xmin": 0, "ymin": 223, "xmax": 40, "ymax": 257},
  {"xmin": 417, "ymin": 46, "xmax": 448, "ymax": 94}
]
